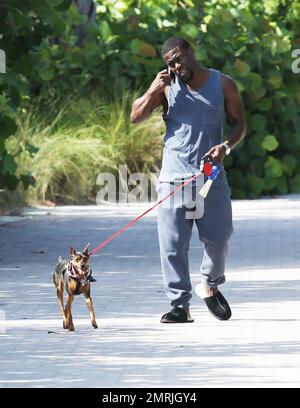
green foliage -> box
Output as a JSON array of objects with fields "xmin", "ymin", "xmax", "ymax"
[
  {"xmin": 1, "ymin": 0, "xmax": 300, "ymax": 202},
  {"xmin": 0, "ymin": 0, "xmax": 73, "ymax": 196},
  {"xmin": 6, "ymin": 94, "xmax": 164, "ymax": 204}
]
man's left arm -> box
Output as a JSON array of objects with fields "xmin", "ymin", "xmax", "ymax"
[{"xmin": 206, "ymin": 74, "xmax": 247, "ymax": 163}]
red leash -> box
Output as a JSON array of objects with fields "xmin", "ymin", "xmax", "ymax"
[{"xmin": 91, "ymin": 169, "xmax": 204, "ymax": 255}]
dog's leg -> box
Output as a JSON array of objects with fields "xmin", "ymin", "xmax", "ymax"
[
  {"xmin": 57, "ymin": 281, "xmax": 66, "ymax": 316},
  {"xmin": 83, "ymin": 288, "xmax": 98, "ymax": 329},
  {"xmin": 65, "ymin": 293, "xmax": 75, "ymax": 331}
]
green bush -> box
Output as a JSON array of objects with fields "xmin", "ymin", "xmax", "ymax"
[
  {"xmin": 0, "ymin": 0, "xmax": 73, "ymax": 201},
  {"xmin": 6, "ymin": 93, "xmax": 164, "ymax": 204}
]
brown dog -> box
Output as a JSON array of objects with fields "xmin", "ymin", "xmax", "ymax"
[{"xmin": 53, "ymin": 243, "xmax": 98, "ymax": 331}]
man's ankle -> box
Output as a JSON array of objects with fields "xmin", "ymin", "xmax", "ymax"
[
  {"xmin": 205, "ymin": 286, "xmax": 218, "ymax": 297},
  {"xmin": 195, "ymin": 283, "xmax": 218, "ymax": 299}
]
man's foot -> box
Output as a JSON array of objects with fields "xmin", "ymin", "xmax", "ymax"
[
  {"xmin": 195, "ymin": 284, "xmax": 231, "ymax": 321},
  {"xmin": 88, "ymin": 275, "xmax": 97, "ymax": 282},
  {"xmin": 160, "ymin": 306, "xmax": 194, "ymax": 323}
]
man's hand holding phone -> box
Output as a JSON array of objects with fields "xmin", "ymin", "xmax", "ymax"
[
  {"xmin": 148, "ymin": 69, "xmax": 174, "ymax": 95},
  {"xmin": 168, "ymin": 66, "xmax": 176, "ymax": 82}
]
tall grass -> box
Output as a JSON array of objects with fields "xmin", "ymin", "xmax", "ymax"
[{"xmin": 7, "ymin": 92, "xmax": 165, "ymax": 204}]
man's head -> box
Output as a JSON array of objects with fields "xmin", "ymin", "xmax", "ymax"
[{"xmin": 161, "ymin": 37, "xmax": 198, "ymax": 84}]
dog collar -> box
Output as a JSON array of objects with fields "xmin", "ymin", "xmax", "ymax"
[{"xmin": 67, "ymin": 262, "xmax": 91, "ymax": 281}]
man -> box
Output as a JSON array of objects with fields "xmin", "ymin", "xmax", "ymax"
[{"xmin": 130, "ymin": 37, "xmax": 246, "ymax": 323}]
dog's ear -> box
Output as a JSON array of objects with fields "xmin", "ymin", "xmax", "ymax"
[
  {"xmin": 68, "ymin": 246, "xmax": 76, "ymax": 256},
  {"xmin": 82, "ymin": 243, "xmax": 90, "ymax": 254}
]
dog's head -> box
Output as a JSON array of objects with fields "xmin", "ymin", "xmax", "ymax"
[{"xmin": 69, "ymin": 243, "xmax": 91, "ymax": 271}]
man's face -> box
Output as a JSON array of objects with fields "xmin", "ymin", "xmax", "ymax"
[{"xmin": 163, "ymin": 46, "xmax": 195, "ymax": 83}]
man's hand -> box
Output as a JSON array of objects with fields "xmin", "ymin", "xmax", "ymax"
[
  {"xmin": 148, "ymin": 69, "xmax": 172, "ymax": 95},
  {"xmin": 205, "ymin": 144, "xmax": 226, "ymax": 164}
]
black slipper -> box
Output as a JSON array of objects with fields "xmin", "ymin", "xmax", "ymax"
[
  {"xmin": 160, "ymin": 306, "xmax": 194, "ymax": 323},
  {"xmin": 203, "ymin": 291, "xmax": 231, "ymax": 321}
]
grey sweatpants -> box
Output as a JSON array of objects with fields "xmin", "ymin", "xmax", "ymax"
[{"xmin": 157, "ymin": 180, "xmax": 233, "ymax": 310}]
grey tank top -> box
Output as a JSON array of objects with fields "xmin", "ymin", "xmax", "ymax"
[{"xmin": 159, "ymin": 68, "xmax": 228, "ymax": 186}]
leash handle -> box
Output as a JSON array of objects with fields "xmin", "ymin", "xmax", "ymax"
[{"xmin": 199, "ymin": 163, "xmax": 222, "ymax": 198}]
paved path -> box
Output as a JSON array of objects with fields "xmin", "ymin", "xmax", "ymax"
[{"xmin": 1, "ymin": 195, "xmax": 300, "ymax": 388}]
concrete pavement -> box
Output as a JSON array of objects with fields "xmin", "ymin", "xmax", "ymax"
[{"xmin": 0, "ymin": 195, "xmax": 300, "ymax": 388}]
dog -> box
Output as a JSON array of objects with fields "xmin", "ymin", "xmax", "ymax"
[{"xmin": 53, "ymin": 243, "xmax": 98, "ymax": 331}]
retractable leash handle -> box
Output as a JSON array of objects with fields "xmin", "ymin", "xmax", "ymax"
[
  {"xmin": 91, "ymin": 158, "xmax": 209, "ymax": 255},
  {"xmin": 199, "ymin": 156, "xmax": 222, "ymax": 198}
]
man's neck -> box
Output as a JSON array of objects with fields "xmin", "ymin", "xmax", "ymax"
[{"xmin": 186, "ymin": 65, "xmax": 210, "ymax": 91}]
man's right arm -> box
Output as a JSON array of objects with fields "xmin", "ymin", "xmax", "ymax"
[{"xmin": 130, "ymin": 69, "xmax": 171, "ymax": 124}]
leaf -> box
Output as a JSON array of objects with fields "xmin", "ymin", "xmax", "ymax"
[
  {"xmin": 195, "ymin": 48, "xmax": 208, "ymax": 61},
  {"xmin": 130, "ymin": 39, "xmax": 143, "ymax": 54},
  {"xmin": 264, "ymin": 176, "xmax": 279, "ymax": 190},
  {"xmin": 139, "ymin": 43, "xmax": 157, "ymax": 57},
  {"xmin": 228, "ymin": 168, "xmax": 245, "ymax": 189},
  {"xmin": 51, "ymin": 12, "xmax": 66, "ymax": 33},
  {"xmin": 20, "ymin": 174, "xmax": 36, "ymax": 190},
  {"xmin": 2, "ymin": 154, "xmax": 17, "ymax": 175},
  {"xmin": 26, "ymin": 143, "xmax": 39, "ymax": 157},
  {"xmin": 234, "ymin": 59, "xmax": 251, "ymax": 76},
  {"xmin": 251, "ymin": 114, "xmax": 267, "ymax": 132},
  {"xmin": 39, "ymin": 69, "xmax": 54, "ymax": 81},
  {"xmin": 54, "ymin": 0, "xmax": 72, "ymax": 11},
  {"xmin": 0, "ymin": 116, "xmax": 18, "ymax": 138},
  {"xmin": 252, "ymin": 87, "xmax": 267, "ymax": 101},
  {"xmin": 268, "ymin": 75, "xmax": 282, "ymax": 88},
  {"xmin": 290, "ymin": 175, "xmax": 300, "ymax": 192},
  {"xmin": 282, "ymin": 155, "xmax": 297, "ymax": 176},
  {"xmin": 235, "ymin": 80, "xmax": 245, "ymax": 93},
  {"xmin": 132, "ymin": 56, "xmax": 162, "ymax": 68},
  {"xmin": 264, "ymin": 0, "xmax": 280, "ymax": 15},
  {"xmin": 295, "ymin": 92, "xmax": 300, "ymax": 104},
  {"xmin": 181, "ymin": 23, "xmax": 199, "ymax": 39},
  {"xmin": 45, "ymin": 0, "xmax": 63, "ymax": 6},
  {"xmin": 246, "ymin": 174, "xmax": 264, "ymax": 196},
  {"xmin": 99, "ymin": 21, "xmax": 112, "ymax": 40},
  {"xmin": 0, "ymin": 174, "xmax": 19, "ymax": 190},
  {"xmin": 248, "ymin": 135, "xmax": 265, "ymax": 157},
  {"xmin": 276, "ymin": 36, "xmax": 291, "ymax": 53},
  {"xmin": 265, "ymin": 156, "xmax": 283, "ymax": 178},
  {"xmin": 247, "ymin": 73, "xmax": 263, "ymax": 92},
  {"xmin": 277, "ymin": 174, "xmax": 288, "ymax": 194},
  {"xmin": 262, "ymin": 135, "xmax": 279, "ymax": 151},
  {"xmin": 130, "ymin": 40, "xmax": 156, "ymax": 57},
  {"xmin": 257, "ymin": 98, "xmax": 272, "ymax": 112},
  {"xmin": 0, "ymin": 137, "xmax": 5, "ymax": 157}
]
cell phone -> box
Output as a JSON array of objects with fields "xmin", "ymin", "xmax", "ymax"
[{"xmin": 168, "ymin": 66, "xmax": 175, "ymax": 81}]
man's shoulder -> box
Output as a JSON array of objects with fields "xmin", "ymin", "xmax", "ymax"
[
  {"xmin": 219, "ymin": 73, "xmax": 238, "ymax": 94},
  {"xmin": 209, "ymin": 69, "xmax": 235, "ymax": 84},
  {"xmin": 219, "ymin": 71, "xmax": 235, "ymax": 83}
]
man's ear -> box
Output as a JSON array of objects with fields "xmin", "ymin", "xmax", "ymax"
[{"xmin": 68, "ymin": 246, "xmax": 76, "ymax": 256}]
